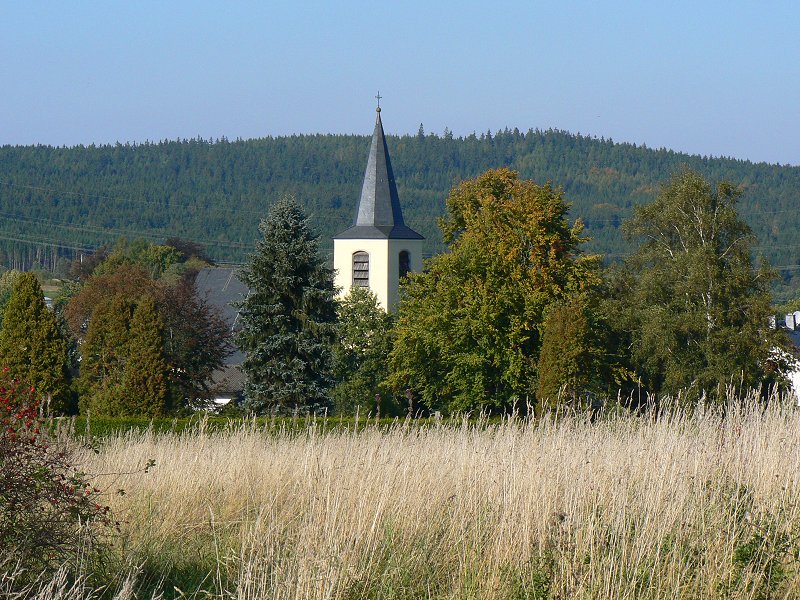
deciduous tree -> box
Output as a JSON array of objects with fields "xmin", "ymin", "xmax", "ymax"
[
  {"xmin": 93, "ymin": 238, "xmax": 183, "ymax": 280},
  {"xmin": 157, "ymin": 276, "xmax": 232, "ymax": 406},
  {"xmin": 388, "ymin": 169, "xmax": 599, "ymax": 413},
  {"xmin": 63, "ymin": 264, "xmax": 155, "ymax": 336},
  {"xmin": 332, "ymin": 286, "xmax": 394, "ymax": 415},
  {"xmin": 614, "ymin": 168, "xmax": 782, "ymax": 401},
  {"xmin": 66, "ymin": 250, "xmax": 232, "ymax": 410}
]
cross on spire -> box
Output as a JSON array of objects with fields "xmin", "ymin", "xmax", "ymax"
[{"xmin": 375, "ymin": 91, "xmax": 382, "ymax": 111}]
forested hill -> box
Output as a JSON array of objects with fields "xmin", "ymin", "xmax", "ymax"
[{"xmin": 2, "ymin": 128, "xmax": 800, "ymax": 298}]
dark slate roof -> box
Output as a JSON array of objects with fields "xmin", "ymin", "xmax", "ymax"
[
  {"xmin": 334, "ymin": 224, "xmax": 425, "ymax": 240},
  {"xmin": 335, "ymin": 109, "xmax": 424, "ymax": 241},
  {"xmin": 208, "ymin": 363, "xmax": 247, "ymax": 397},
  {"xmin": 194, "ymin": 267, "xmax": 249, "ymax": 366}
]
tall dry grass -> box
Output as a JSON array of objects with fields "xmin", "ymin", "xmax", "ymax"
[{"xmin": 23, "ymin": 397, "xmax": 800, "ymax": 598}]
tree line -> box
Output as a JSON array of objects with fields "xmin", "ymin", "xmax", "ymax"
[
  {"xmin": 238, "ymin": 168, "xmax": 789, "ymax": 417},
  {"xmin": 2, "ymin": 129, "xmax": 800, "ymax": 300},
  {"xmin": 0, "ymin": 167, "xmax": 791, "ymax": 417},
  {"xmin": 0, "ymin": 238, "xmax": 231, "ymax": 416}
]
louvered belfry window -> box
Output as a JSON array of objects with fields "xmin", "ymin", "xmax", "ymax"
[
  {"xmin": 399, "ymin": 250, "xmax": 410, "ymax": 279},
  {"xmin": 352, "ymin": 251, "xmax": 369, "ymax": 288}
]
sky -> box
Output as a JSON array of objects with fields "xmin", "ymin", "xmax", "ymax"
[{"xmin": 1, "ymin": 1, "xmax": 799, "ymax": 165}]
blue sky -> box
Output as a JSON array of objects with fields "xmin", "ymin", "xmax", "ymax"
[{"xmin": 1, "ymin": 1, "xmax": 798, "ymax": 165}]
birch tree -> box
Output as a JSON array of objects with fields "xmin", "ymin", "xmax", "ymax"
[{"xmin": 618, "ymin": 168, "xmax": 781, "ymax": 400}]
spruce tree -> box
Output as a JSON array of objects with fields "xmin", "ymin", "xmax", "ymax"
[
  {"xmin": 238, "ymin": 197, "xmax": 337, "ymax": 414},
  {"xmin": 123, "ymin": 296, "xmax": 169, "ymax": 417},
  {"xmin": 0, "ymin": 272, "xmax": 70, "ymax": 413}
]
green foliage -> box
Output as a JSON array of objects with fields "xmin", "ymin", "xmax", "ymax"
[
  {"xmin": 158, "ymin": 277, "xmax": 232, "ymax": 408},
  {"xmin": 58, "ymin": 414, "xmax": 461, "ymax": 441},
  {"xmin": 501, "ymin": 556, "xmax": 553, "ymax": 599},
  {"xmin": 389, "ymin": 169, "xmax": 599, "ymax": 414},
  {"xmin": 729, "ymin": 528, "xmax": 789, "ymax": 599},
  {"xmin": 64, "ymin": 263, "xmax": 156, "ymax": 336},
  {"xmin": 611, "ymin": 169, "xmax": 783, "ymax": 401},
  {"xmin": 79, "ymin": 294, "xmax": 170, "ymax": 417},
  {"xmin": 238, "ymin": 197, "xmax": 337, "ymax": 414},
  {"xmin": 66, "ymin": 240, "xmax": 231, "ymax": 412},
  {"xmin": 710, "ymin": 480, "xmax": 799, "ymax": 599},
  {"xmin": 332, "ymin": 286, "xmax": 395, "ymax": 415},
  {"xmin": 0, "ymin": 372, "xmax": 112, "ymax": 590},
  {"xmin": 0, "ymin": 269, "xmax": 22, "ymax": 328},
  {"xmin": 122, "ymin": 296, "xmax": 169, "ymax": 417},
  {"xmin": 0, "ymin": 272, "xmax": 71, "ymax": 413},
  {"xmin": 93, "ymin": 237, "xmax": 184, "ymax": 280},
  {"xmin": 78, "ymin": 295, "xmax": 136, "ymax": 416},
  {"xmin": 3, "ymin": 131, "xmax": 800, "ymax": 299},
  {"xmin": 536, "ymin": 293, "xmax": 609, "ymax": 413}
]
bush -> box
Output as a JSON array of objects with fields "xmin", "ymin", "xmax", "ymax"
[{"xmin": 0, "ymin": 371, "xmax": 113, "ymax": 587}]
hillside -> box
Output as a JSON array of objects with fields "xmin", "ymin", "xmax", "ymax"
[{"xmin": 1, "ymin": 128, "xmax": 799, "ymax": 298}]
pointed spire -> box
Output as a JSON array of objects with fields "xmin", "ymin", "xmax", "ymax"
[
  {"xmin": 354, "ymin": 108, "xmax": 406, "ymax": 228},
  {"xmin": 334, "ymin": 105, "xmax": 423, "ymax": 240}
]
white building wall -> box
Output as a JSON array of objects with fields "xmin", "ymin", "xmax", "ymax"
[
  {"xmin": 334, "ymin": 238, "xmax": 390, "ymax": 310},
  {"xmin": 333, "ymin": 237, "xmax": 424, "ymax": 312}
]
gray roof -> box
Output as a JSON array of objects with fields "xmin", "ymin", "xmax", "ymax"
[
  {"xmin": 335, "ymin": 109, "xmax": 424, "ymax": 241},
  {"xmin": 194, "ymin": 267, "xmax": 249, "ymax": 366},
  {"xmin": 208, "ymin": 363, "xmax": 247, "ymax": 396}
]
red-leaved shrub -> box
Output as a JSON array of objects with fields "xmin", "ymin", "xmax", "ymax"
[{"xmin": 0, "ymin": 370, "xmax": 113, "ymax": 584}]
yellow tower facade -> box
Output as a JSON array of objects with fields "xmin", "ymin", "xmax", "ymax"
[{"xmin": 333, "ymin": 107, "xmax": 424, "ymax": 312}]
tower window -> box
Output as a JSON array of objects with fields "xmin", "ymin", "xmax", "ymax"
[
  {"xmin": 352, "ymin": 251, "xmax": 369, "ymax": 288},
  {"xmin": 399, "ymin": 250, "xmax": 410, "ymax": 279}
]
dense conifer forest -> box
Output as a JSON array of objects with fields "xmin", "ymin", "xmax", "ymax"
[{"xmin": 2, "ymin": 128, "xmax": 800, "ymax": 298}]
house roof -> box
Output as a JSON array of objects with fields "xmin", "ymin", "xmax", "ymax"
[
  {"xmin": 335, "ymin": 108, "xmax": 424, "ymax": 241},
  {"xmin": 208, "ymin": 363, "xmax": 247, "ymax": 397},
  {"xmin": 194, "ymin": 267, "xmax": 248, "ymax": 366}
]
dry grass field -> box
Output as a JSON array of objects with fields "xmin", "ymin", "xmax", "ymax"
[{"xmin": 8, "ymin": 397, "xmax": 800, "ymax": 599}]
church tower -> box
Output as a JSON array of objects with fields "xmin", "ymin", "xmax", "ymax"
[{"xmin": 333, "ymin": 103, "xmax": 424, "ymax": 312}]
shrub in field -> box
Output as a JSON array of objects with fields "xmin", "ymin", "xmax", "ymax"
[{"xmin": 0, "ymin": 371, "xmax": 112, "ymax": 587}]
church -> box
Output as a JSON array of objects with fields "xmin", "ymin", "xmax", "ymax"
[
  {"xmin": 198, "ymin": 103, "xmax": 424, "ymax": 402},
  {"xmin": 332, "ymin": 104, "xmax": 424, "ymax": 311}
]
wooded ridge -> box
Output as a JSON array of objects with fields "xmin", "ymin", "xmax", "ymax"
[{"xmin": 1, "ymin": 128, "xmax": 799, "ymax": 298}]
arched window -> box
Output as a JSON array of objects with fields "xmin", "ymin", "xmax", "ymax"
[
  {"xmin": 352, "ymin": 251, "xmax": 369, "ymax": 288},
  {"xmin": 399, "ymin": 250, "xmax": 410, "ymax": 279}
]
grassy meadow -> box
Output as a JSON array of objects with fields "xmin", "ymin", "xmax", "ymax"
[{"xmin": 7, "ymin": 397, "xmax": 800, "ymax": 599}]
